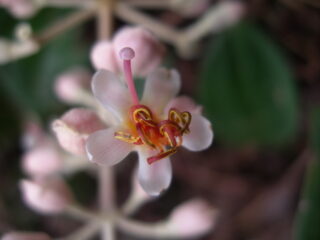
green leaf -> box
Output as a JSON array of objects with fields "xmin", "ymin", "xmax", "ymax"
[
  {"xmin": 199, "ymin": 21, "xmax": 298, "ymax": 147},
  {"xmin": 294, "ymin": 109, "xmax": 320, "ymax": 240}
]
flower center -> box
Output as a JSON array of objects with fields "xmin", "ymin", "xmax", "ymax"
[{"xmin": 114, "ymin": 47, "xmax": 191, "ymax": 164}]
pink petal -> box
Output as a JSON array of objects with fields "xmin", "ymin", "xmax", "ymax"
[
  {"xmin": 52, "ymin": 108, "xmax": 105, "ymax": 156},
  {"xmin": 165, "ymin": 96, "xmax": 202, "ymax": 115},
  {"xmin": 86, "ymin": 128, "xmax": 133, "ymax": 166},
  {"xmin": 182, "ymin": 115, "xmax": 213, "ymax": 151},
  {"xmin": 142, "ymin": 68, "xmax": 181, "ymax": 115},
  {"xmin": 137, "ymin": 149, "xmax": 172, "ymax": 196},
  {"xmin": 92, "ymin": 69, "xmax": 132, "ymax": 121}
]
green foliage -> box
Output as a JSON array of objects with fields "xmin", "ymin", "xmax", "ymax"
[
  {"xmin": 0, "ymin": 9, "xmax": 89, "ymax": 123},
  {"xmin": 199, "ymin": 21, "xmax": 298, "ymax": 147},
  {"xmin": 294, "ymin": 109, "xmax": 320, "ymax": 240}
]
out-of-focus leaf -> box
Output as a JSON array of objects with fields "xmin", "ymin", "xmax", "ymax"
[
  {"xmin": 294, "ymin": 109, "xmax": 320, "ymax": 240},
  {"xmin": 0, "ymin": 9, "xmax": 89, "ymax": 122},
  {"xmin": 199, "ymin": 21, "xmax": 298, "ymax": 147}
]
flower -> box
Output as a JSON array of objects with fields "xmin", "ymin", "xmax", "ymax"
[
  {"xmin": 86, "ymin": 47, "xmax": 213, "ymax": 196},
  {"xmin": 90, "ymin": 26, "xmax": 165, "ymax": 77}
]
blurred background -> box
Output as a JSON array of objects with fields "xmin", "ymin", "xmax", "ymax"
[{"xmin": 0, "ymin": 0, "xmax": 320, "ymax": 239}]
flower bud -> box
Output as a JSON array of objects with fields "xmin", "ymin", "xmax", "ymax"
[
  {"xmin": 54, "ymin": 68, "xmax": 91, "ymax": 104},
  {"xmin": 212, "ymin": 1, "xmax": 245, "ymax": 31},
  {"xmin": 52, "ymin": 108, "xmax": 105, "ymax": 156},
  {"xmin": 21, "ymin": 120, "xmax": 44, "ymax": 150},
  {"xmin": 1, "ymin": 232, "xmax": 51, "ymax": 240},
  {"xmin": 113, "ymin": 27, "xmax": 165, "ymax": 77},
  {"xmin": 22, "ymin": 143, "xmax": 63, "ymax": 177},
  {"xmin": 20, "ymin": 178, "xmax": 73, "ymax": 214},
  {"xmin": 167, "ymin": 199, "xmax": 217, "ymax": 237},
  {"xmin": 90, "ymin": 41, "xmax": 119, "ymax": 72}
]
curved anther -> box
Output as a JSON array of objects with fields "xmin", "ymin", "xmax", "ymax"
[
  {"xmin": 114, "ymin": 131, "xmax": 142, "ymax": 145},
  {"xmin": 147, "ymin": 148, "xmax": 177, "ymax": 164}
]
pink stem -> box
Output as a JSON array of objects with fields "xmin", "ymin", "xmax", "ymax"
[{"xmin": 123, "ymin": 59, "xmax": 139, "ymax": 105}]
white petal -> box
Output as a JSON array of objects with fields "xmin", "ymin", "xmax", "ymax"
[
  {"xmin": 182, "ymin": 115, "xmax": 213, "ymax": 151},
  {"xmin": 86, "ymin": 128, "xmax": 133, "ymax": 166},
  {"xmin": 92, "ymin": 69, "xmax": 132, "ymax": 121},
  {"xmin": 137, "ymin": 150, "xmax": 172, "ymax": 196},
  {"xmin": 142, "ymin": 68, "xmax": 181, "ymax": 114}
]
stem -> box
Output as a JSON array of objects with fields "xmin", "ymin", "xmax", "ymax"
[
  {"xmin": 34, "ymin": 9, "xmax": 96, "ymax": 45},
  {"xmin": 183, "ymin": 2, "xmax": 243, "ymax": 43},
  {"xmin": 98, "ymin": 166, "xmax": 116, "ymax": 240},
  {"xmin": 45, "ymin": 0, "xmax": 96, "ymax": 8},
  {"xmin": 123, "ymin": 0, "xmax": 170, "ymax": 9},
  {"xmin": 115, "ymin": 2, "xmax": 180, "ymax": 44},
  {"xmin": 57, "ymin": 222, "xmax": 100, "ymax": 240},
  {"xmin": 116, "ymin": 217, "xmax": 172, "ymax": 239},
  {"xmin": 97, "ymin": 0, "xmax": 114, "ymax": 40},
  {"xmin": 97, "ymin": 0, "xmax": 116, "ymax": 239},
  {"xmin": 65, "ymin": 205, "xmax": 100, "ymax": 222}
]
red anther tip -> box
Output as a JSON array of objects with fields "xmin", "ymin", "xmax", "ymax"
[{"xmin": 120, "ymin": 47, "xmax": 135, "ymax": 60}]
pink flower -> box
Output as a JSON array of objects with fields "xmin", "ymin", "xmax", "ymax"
[
  {"xmin": 90, "ymin": 27, "xmax": 165, "ymax": 77},
  {"xmin": 86, "ymin": 47, "xmax": 213, "ymax": 196}
]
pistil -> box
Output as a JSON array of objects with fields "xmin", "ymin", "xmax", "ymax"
[{"xmin": 120, "ymin": 47, "xmax": 140, "ymax": 105}]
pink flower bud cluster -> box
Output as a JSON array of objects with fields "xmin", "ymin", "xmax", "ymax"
[
  {"xmin": 91, "ymin": 26, "xmax": 165, "ymax": 77},
  {"xmin": 20, "ymin": 121, "xmax": 73, "ymax": 214},
  {"xmin": 0, "ymin": 0, "xmax": 41, "ymax": 18}
]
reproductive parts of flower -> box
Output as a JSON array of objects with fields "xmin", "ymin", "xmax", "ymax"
[{"xmin": 114, "ymin": 47, "xmax": 192, "ymax": 165}]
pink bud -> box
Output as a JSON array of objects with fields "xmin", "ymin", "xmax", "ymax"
[
  {"xmin": 113, "ymin": 27, "xmax": 165, "ymax": 77},
  {"xmin": 20, "ymin": 178, "xmax": 73, "ymax": 214},
  {"xmin": 90, "ymin": 41, "xmax": 119, "ymax": 72},
  {"xmin": 214, "ymin": 1, "xmax": 245, "ymax": 30},
  {"xmin": 21, "ymin": 120, "xmax": 44, "ymax": 150},
  {"xmin": 168, "ymin": 199, "xmax": 217, "ymax": 237},
  {"xmin": 52, "ymin": 108, "xmax": 105, "ymax": 156},
  {"xmin": 1, "ymin": 232, "xmax": 51, "ymax": 240},
  {"xmin": 22, "ymin": 143, "xmax": 63, "ymax": 177},
  {"xmin": 54, "ymin": 68, "xmax": 91, "ymax": 104}
]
